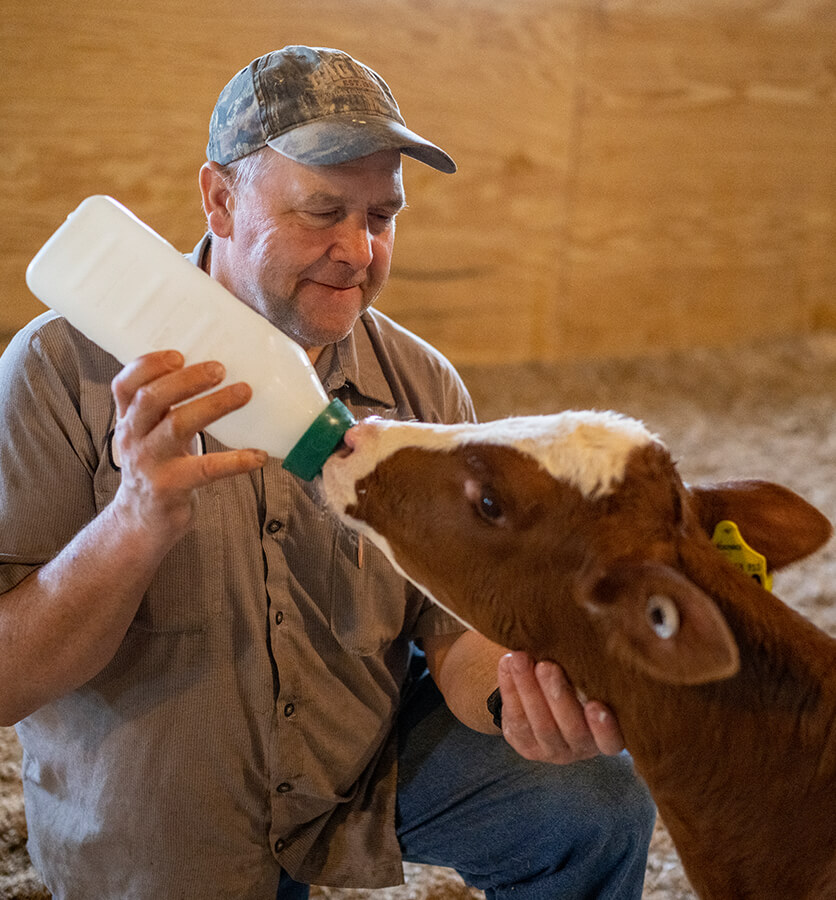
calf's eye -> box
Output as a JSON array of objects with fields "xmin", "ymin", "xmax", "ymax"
[
  {"xmin": 479, "ymin": 489, "xmax": 503, "ymax": 520},
  {"xmin": 464, "ymin": 478, "xmax": 505, "ymax": 524}
]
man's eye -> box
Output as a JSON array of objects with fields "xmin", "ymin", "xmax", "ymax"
[
  {"xmin": 303, "ymin": 210, "xmax": 339, "ymax": 224},
  {"xmin": 369, "ymin": 213, "xmax": 395, "ymax": 233}
]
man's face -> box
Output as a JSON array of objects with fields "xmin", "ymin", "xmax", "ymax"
[{"xmin": 218, "ymin": 149, "xmax": 405, "ymax": 353}]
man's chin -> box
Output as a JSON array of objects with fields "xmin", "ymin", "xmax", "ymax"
[
  {"xmin": 297, "ymin": 302, "xmax": 376, "ymax": 345},
  {"xmin": 272, "ymin": 284, "xmax": 380, "ymax": 350},
  {"xmin": 282, "ymin": 315, "xmax": 363, "ymax": 353}
]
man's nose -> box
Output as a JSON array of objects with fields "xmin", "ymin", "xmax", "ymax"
[{"xmin": 330, "ymin": 217, "xmax": 374, "ymax": 269}]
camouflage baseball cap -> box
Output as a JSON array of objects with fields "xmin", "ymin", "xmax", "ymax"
[{"xmin": 207, "ymin": 46, "xmax": 456, "ymax": 173}]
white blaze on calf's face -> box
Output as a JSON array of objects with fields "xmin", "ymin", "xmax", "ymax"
[{"xmin": 323, "ymin": 410, "xmax": 659, "ymax": 513}]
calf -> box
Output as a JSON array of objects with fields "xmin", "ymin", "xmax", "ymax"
[{"xmin": 322, "ymin": 410, "xmax": 836, "ymax": 900}]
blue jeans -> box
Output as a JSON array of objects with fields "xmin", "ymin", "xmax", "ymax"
[{"xmin": 278, "ymin": 671, "xmax": 655, "ymax": 899}]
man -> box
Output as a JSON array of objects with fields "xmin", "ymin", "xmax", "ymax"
[{"xmin": 0, "ymin": 46, "xmax": 654, "ymax": 899}]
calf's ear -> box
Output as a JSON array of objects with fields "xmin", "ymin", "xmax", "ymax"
[
  {"xmin": 688, "ymin": 480, "xmax": 832, "ymax": 569},
  {"xmin": 590, "ymin": 563, "xmax": 740, "ymax": 685}
]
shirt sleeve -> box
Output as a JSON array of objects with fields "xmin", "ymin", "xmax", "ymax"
[
  {"xmin": 0, "ymin": 314, "xmax": 117, "ymax": 593},
  {"xmin": 411, "ymin": 595, "xmax": 467, "ymax": 639}
]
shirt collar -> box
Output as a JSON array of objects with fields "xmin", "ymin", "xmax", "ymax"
[
  {"xmin": 189, "ymin": 233, "xmax": 211, "ymax": 270},
  {"xmin": 316, "ymin": 315, "xmax": 396, "ymax": 410}
]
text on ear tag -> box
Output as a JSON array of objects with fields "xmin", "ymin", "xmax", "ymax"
[{"xmin": 711, "ymin": 520, "xmax": 773, "ymax": 591}]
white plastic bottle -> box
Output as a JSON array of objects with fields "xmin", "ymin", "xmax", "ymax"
[{"xmin": 25, "ymin": 195, "xmax": 355, "ymax": 480}]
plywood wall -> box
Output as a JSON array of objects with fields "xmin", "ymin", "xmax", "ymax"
[{"xmin": 2, "ymin": 0, "xmax": 834, "ymax": 364}]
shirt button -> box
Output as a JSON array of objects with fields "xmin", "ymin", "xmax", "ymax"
[
  {"xmin": 274, "ymin": 611, "xmax": 284, "ymax": 626},
  {"xmin": 274, "ymin": 838, "xmax": 286, "ymax": 853},
  {"xmin": 284, "ymin": 702, "xmax": 295, "ymax": 718},
  {"xmin": 277, "ymin": 782, "xmax": 293, "ymax": 793},
  {"xmin": 266, "ymin": 519, "xmax": 283, "ymax": 534}
]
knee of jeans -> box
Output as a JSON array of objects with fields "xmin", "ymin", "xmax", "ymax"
[
  {"xmin": 578, "ymin": 755, "xmax": 656, "ymax": 852},
  {"xmin": 537, "ymin": 754, "xmax": 656, "ymax": 851},
  {"xmin": 618, "ymin": 764, "xmax": 656, "ymax": 845},
  {"xmin": 460, "ymin": 757, "xmax": 655, "ymax": 896}
]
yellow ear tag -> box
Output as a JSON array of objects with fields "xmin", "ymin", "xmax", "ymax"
[{"xmin": 711, "ymin": 520, "xmax": 773, "ymax": 592}]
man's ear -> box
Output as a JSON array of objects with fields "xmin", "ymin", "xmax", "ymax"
[
  {"xmin": 198, "ymin": 162, "xmax": 234, "ymax": 238},
  {"xmin": 688, "ymin": 480, "xmax": 833, "ymax": 569}
]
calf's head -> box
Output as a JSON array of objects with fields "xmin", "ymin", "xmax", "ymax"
[{"xmin": 322, "ymin": 411, "xmax": 832, "ymax": 688}]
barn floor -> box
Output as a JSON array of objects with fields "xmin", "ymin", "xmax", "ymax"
[{"xmin": 2, "ymin": 333, "xmax": 835, "ymax": 900}]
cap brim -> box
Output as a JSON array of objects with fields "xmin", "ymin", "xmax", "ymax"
[{"xmin": 266, "ymin": 115, "xmax": 456, "ymax": 174}]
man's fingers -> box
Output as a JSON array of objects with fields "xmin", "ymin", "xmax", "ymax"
[
  {"xmin": 163, "ymin": 381, "xmax": 253, "ymax": 444},
  {"xmin": 498, "ymin": 653, "xmax": 620, "ymax": 764},
  {"xmin": 497, "ymin": 653, "xmax": 543, "ymax": 758},
  {"xmin": 120, "ymin": 361, "xmax": 230, "ymax": 438},
  {"xmin": 499, "ymin": 652, "xmax": 579, "ymax": 762},
  {"xmin": 584, "ymin": 701, "xmax": 626, "ymax": 756},
  {"xmin": 111, "ymin": 351, "xmax": 185, "ymax": 418},
  {"xmin": 167, "ymin": 447, "xmax": 268, "ymax": 490},
  {"xmin": 113, "ymin": 354, "xmax": 259, "ymax": 461},
  {"xmin": 534, "ymin": 661, "xmax": 598, "ymax": 758}
]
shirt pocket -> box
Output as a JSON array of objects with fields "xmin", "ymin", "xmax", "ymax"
[{"xmin": 329, "ymin": 530, "xmax": 409, "ymax": 656}]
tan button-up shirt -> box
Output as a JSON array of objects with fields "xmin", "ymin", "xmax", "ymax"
[{"xmin": 0, "ymin": 244, "xmax": 474, "ymax": 898}]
